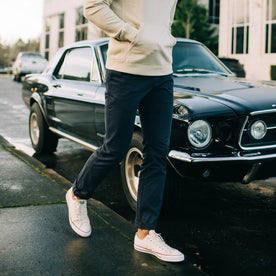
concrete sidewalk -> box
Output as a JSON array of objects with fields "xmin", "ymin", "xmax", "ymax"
[{"xmin": 0, "ymin": 135, "xmax": 207, "ymax": 276}]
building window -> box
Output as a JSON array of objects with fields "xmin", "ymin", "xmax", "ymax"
[
  {"xmin": 75, "ymin": 27, "xmax": 88, "ymax": 42},
  {"xmin": 265, "ymin": 0, "xmax": 276, "ymax": 53},
  {"xmin": 59, "ymin": 13, "xmax": 64, "ymax": 29},
  {"xmin": 45, "ymin": 23, "xmax": 50, "ymax": 60},
  {"xmin": 75, "ymin": 7, "xmax": 88, "ymax": 42},
  {"xmin": 208, "ymin": 0, "xmax": 220, "ymax": 24},
  {"xmin": 58, "ymin": 13, "xmax": 65, "ymax": 48},
  {"xmin": 231, "ymin": 0, "xmax": 249, "ymax": 54}
]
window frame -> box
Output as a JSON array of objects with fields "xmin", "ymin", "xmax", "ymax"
[
  {"xmin": 231, "ymin": 0, "xmax": 250, "ymax": 55},
  {"xmin": 58, "ymin": 13, "xmax": 65, "ymax": 48},
  {"xmin": 54, "ymin": 46, "xmax": 101, "ymax": 84},
  {"xmin": 75, "ymin": 7, "xmax": 88, "ymax": 42},
  {"xmin": 265, "ymin": 0, "xmax": 276, "ymax": 54},
  {"xmin": 208, "ymin": 0, "xmax": 220, "ymax": 24},
  {"xmin": 44, "ymin": 22, "xmax": 50, "ymax": 60}
]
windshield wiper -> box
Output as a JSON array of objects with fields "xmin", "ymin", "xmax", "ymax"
[{"xmin": 175, "ymin": 68, "xmax": 228, "ymax": 76}]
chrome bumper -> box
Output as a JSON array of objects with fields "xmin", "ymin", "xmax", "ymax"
[{"xmin": 168, "ymin": 150, "xmax": 276, "ymax": 163}]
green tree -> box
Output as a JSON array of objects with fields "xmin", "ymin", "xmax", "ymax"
[
  {"xmin": 0, "ymin": 37, "xmax": 40, "ymax": 70},
  {"xmin": 172, "ymin": 0, "xmax": 218, "ymax": 54},
  {"xmin": 25, "ymin": 38, "xmax": 40, "ymax": 53},
  {"xmin": 0, "ymin": 39, "xmax": 10, "ymax": 67},
  {"xmin": 9, "ymin": 38, "xmax": 40, "ymax": 63},
  {"xmin": 10, "ymin": 38, "xmax": 40, "ymax": 59}
]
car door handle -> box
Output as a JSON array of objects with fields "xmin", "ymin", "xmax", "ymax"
[
  {"xmin": 77, "ymin": 93, "xmax": 83, "ymax": 96},
  {"xmin": 53, "ymin": 84, "xmax": 61, "ymax": 88}
]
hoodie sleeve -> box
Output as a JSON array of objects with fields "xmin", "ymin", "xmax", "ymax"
[{"xmin": 84, "ymin": 0, "xmax": 138, "ymax": 42}]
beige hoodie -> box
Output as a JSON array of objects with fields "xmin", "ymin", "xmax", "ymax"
[{"xmin": 84, "ymin": 0, "xmax": 178, "ymax": 76}]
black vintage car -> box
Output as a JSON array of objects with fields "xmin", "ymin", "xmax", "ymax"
[{"xmin": 22, "ymin": 38, "xmax": 276, "ymax": 210}]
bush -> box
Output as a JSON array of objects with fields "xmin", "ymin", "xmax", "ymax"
[{"xmin": 271, "ymin": 65, "xmax": 276, "ymax": 80}]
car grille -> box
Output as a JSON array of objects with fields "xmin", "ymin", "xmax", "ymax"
[{"xmin": 239, "ymin": 110, "xmax": 276, "ymax": 150}]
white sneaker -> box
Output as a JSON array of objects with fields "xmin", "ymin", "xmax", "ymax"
[
  {"xmin": 134, "ymin": 230, "xmax": 184, "ymax": 262},
  {"xmin": 66, "ymin": 187, "xmax": 91, "ymax": 237}
]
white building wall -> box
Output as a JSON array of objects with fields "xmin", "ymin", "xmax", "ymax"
[
  {"xmin": 219, "ymin": 0, "xmax": 276, "ymax": 81},
  {"xmin": 41, "ymin": 0, "xmax": 101, "ymax": 60},
  {"xmin": 64, "ymin": 8, "xmax": 77, "ymax": 45},
  {"xmin": 218, "ymin": 0, "xmax": 231, "ymax": 56}
]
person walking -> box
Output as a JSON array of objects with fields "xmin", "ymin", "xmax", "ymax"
[{"xmin": 66, "ymin": 0, "xmax": 184, "ymax": 263}]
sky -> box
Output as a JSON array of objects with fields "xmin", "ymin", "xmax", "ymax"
[{"xmin": 0, "ymin": 0, "xmax": 44, "ymax": 44}]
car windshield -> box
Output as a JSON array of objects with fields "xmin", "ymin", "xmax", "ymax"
[
  {"xmin": 172, "ymin": 41, "xmax": 230, "ymax": 76},
  {"xmin": 21, "ymin": 53, "xmax": 44, "ymax": 59}
]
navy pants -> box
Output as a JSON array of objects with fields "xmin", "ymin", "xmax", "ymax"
[{"xmin": 73, "ymin": 69, "xmax": 174, "ymax": 230}]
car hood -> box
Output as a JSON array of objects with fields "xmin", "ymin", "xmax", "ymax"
[{"xmin": 173, "ymin": 75, "xmax": 276, "ymax": 116}]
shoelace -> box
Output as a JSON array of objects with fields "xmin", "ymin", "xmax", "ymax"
[
  {"xmin": 148, "ymin": 231, "xmax": 175, "ymax": 253},
  {"xmin": 73, "ymin": 196, "xmax": 88, "ymax": 220}
]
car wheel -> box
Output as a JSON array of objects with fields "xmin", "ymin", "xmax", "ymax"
[
  {"xmin": 29, "ymin": 103, "xmax": 58, "ymax": 155},
  {"xmin": 13, "ymin": 73, "xmax": 21, "ymax": 82},
  {"xmin": 120, "ymin": 132, "xmax": 143, "ymax": 212}
]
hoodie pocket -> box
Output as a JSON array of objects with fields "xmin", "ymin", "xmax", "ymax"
[
  {"xmin": 127, "ymin": 25, "xmax": 158, "ymax": 59},
  {"xmin": 126, "ymin": 25, "xmax": 176, "ymax": 65},
  {"xmin": 107, "ymin": 39, "xmax": 130, "ymax": 60}
]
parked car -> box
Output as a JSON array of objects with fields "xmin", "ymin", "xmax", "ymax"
[
  {"xmin": 13, "ymin": 52, "xmax": 48, "ymax": 82},
  {"xmin": 22, "ymin": 38, "xmax": 276, "ymax": 210},
  {"xmin": 219, "ymin": 57, "xmax": 246, "ymax": 78},
  {"xmin": 0, "ymin": 67, "xmax": 9, "ymax": 74}
]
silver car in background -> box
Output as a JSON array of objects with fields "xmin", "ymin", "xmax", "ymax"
[{"xmin": 13, "ymin": 52, "xmax": 48, "ymax": 82}]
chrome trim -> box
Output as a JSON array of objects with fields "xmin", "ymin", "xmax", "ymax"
[
  {"xmin": 241, "ymin": 126, "xmax": 276, "ymax": 131},
  {"xmin": 250, "ymin": 109, "xmax": 276, "ymax": 115},
  {"xmin": 49, "ymin": 127, "xmax": 98, "ymax": 151},
  {"xmin": 240, "ymin": 144, "xmax": 276, "ymax": 150},
  {"xmin": 239, "ymin": 112, "xmax": 276, "ymax": 150},
  {"xmin": 45, "ymin": 92, "xmax": 105, "ymax": 105},
  {"xmin": 95, "ymin": 44, "xmax": 106, "ymax": 83},
  {"xmin": 48, "ymin": 116, "xmax": 62, "ymax": 123},
  {"xmin": 238, "ymin": 116, "xmax": 249, "ymax": 149},
  {"xmin": 168, "ymin": 150, "xmax": 276, "ymax": 163},
  {"xmin": 97, "ymin": 132, "xmax": 105, "ymax": 138},
  {"xmin": 92, "ymin": 46, "xmax": 103, "ymax": 84}
]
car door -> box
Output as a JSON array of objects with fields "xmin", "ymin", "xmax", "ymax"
[{"xmin": 44, "ymin": 46, "xmax": 101, "ymax": 146}]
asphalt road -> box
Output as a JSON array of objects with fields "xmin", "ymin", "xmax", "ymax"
[{"xmin": 1, "ymin": 75, "xmax": 276, "ymax": 276}]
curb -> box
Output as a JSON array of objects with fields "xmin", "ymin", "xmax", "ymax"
[{"xmin": 0, "ymin": 134, "xmax": 136, "ymax": 239}]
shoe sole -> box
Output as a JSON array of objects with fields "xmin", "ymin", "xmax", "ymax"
[
  {"xmin": 66, "ymin": 190, "xmax": 91, "ymax": 238},
  {"xmin": 134, "ymin": 244, "xmax": 185, "ymax": 262}
]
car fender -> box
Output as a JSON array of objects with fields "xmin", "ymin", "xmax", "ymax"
[{"xmin": 30, "ymin": 93, "xmax": 49, "ymax": 126}]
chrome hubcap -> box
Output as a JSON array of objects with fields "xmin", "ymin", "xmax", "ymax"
[
  {"xmin": 30, "ymin": 113, "xmax": 39, "ymax": 146},
  {"xmin": 125, "ymin": 147, "xmax": 143, "ymax": 201}
]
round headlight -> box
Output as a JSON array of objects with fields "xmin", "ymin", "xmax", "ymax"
[
  {"xmin": 250, "ymin": 120, "xmax": 267, "ymax": 140},
  {"xmin": 188, "ymin": 120, "xmax": 212, "ymax": 148}
]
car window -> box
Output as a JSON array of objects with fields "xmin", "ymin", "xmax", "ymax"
[
  {"xmin": 21, "ymin": 53, "xmax": 44, "ymax": 59},
  {"xmin": 172, "ymin": 42, "xmax": 229, "ymax": 75},
  {"xmin": 57, "ymin": 47, "xmax": 97, "ymax": 82}
]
